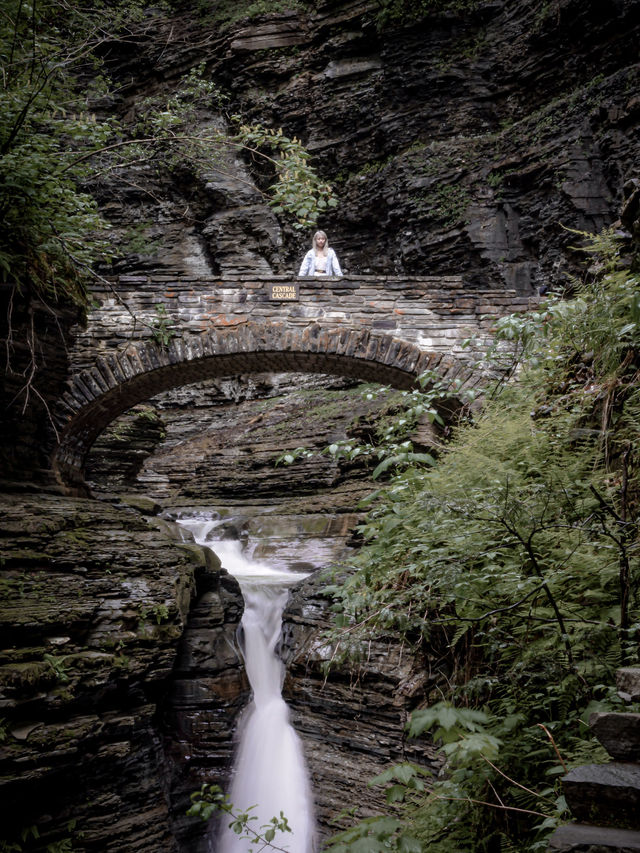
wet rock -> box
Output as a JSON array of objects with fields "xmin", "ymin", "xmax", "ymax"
[
  {"xmin": 621, "ymin": 179, "xmax": 640, "ymax": 232},
  {"xmin": 86, "ymin": 373, "xmax": 387, "ymax": 504},
  {"xmin": 548, "ymin": 823, "xmax": 640, "ymax": 852},
  {"xmin": 281, "ymin": 569, "xmax": 443, "ymax": 841},
  {"xmin": 160, "ymin": 557, "xmax": 248, "ymax": 853},
  {"xmin": 618, "ymin": 668, "xmax": 640, "ymax": 702}
]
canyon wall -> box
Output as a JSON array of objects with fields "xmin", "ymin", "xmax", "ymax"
[
  {"xmin": 90, "ymin": 0, "xmax": 639, "ymax": 294},
  {"xmin": 2, "ymin": 2, "xmax": 640, "ymax": 851},
  {"xmin": 0, "ymin": 494, "xmax": 245, "ymax": 852}
]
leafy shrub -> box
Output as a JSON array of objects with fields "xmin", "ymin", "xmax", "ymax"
[{"xmin": 322, "ymin": 228, "xmax": 640, "ymax": 851}]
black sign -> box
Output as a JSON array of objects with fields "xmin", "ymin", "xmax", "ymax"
[{"xmin": 269, "ymin": 283, "xmax": 299, "ymax": 301}]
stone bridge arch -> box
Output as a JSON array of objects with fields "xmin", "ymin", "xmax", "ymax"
[{"xmin": 52, "ymin": 321, "xmax": 480, "ymax": 491}]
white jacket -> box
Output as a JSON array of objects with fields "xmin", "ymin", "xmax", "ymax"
[{"xmin": 298, "ymin": 247, "xmax": 342, "ymax": 277}]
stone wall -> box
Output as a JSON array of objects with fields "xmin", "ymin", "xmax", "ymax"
[
  {"xmin": 70, "ymin": 274, "xmax": 533, "ymax": 373},
  {"xmin": 53, "ymin": 322, "xmax": 479, "ymax": 490}
]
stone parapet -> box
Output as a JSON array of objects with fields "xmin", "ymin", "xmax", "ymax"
[{"xmin": 69, "ymin": 275, "xmax": 536, "ymax": 373}]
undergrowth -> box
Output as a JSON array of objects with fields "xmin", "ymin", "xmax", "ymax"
[
  {"xmin": 375, "ymin": 0, "xmax": 480, "ymax": 29},
  {"xmin": 322, "ymin": 226, "xmax": 640, "ymax": 852}
]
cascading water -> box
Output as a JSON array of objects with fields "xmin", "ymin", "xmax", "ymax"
[{"xmin": 178, "ymin": 516, "xmax": 316, "ymax": 853}]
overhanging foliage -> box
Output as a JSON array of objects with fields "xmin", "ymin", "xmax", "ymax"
[{"xmin": 0, "ymin": 0, "xmax": 335, "ymax": 307}]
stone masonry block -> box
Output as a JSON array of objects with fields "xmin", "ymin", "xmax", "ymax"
[
  {"xmin": 381, "ymin": 338, "xmax": 402, "ymax": 366},
  {"xmin": 364, "ymin": 335, "xmax": 384, "ymax": 363},
  {"xmin": 76, "ymin": 372, "xmax": 103, "ymax": 400},
  {"xmin": 123, "ymin": 346, "xmax": 146, "ymax": 377},
  {"xmin": 115, "ymin": 352, "xmax": 136, "ymax": 380},
  {"xmin": 136, "ymin": 342, "xmax": 161, "ymax": 371},
  {"xmin": 61, "ymin": 389, "xmax": 83, "ymax": 414},
  {"xmin": 563, "ymin": 763, "xmax": 640, "ymax": 829},
  {"xmin": 69, "ymin": 378, "xmax": 94, "ymax": 406},
  {"xmin": 590, "ymin": 713, "xmax": 640, "ymax": 761},
  {"xmin": 548, "ymin": 822, "xmax": 640, "ymax": 851},
  {"xmin": 93, "ymin": 356, "xmax": 120, "ymax": 389},
  {"xmin": 618, "ymin": 669, "xmax": 640, "ymax": 702}
]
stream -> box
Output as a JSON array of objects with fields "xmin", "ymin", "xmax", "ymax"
[{"xmin": 177, "ymin": 516, "xmax": 316, "ymax": 853}]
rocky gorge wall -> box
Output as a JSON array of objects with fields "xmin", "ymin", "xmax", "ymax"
[
  {"xmin": 282, "ymin": 570, "xmax": 445, "ymax": 835},
  {"xmin": 0, "ymin": 485, "xmax": 445, "ymax": 851},
  {"xmin": 0, "ymin": 493, "xmax": 245, "ymax": 852},
  {"xmin": 90, "ymin": 0, "xmax": 640, "ymax": 295},
  {"xmin": 3, "ymin": 1, "xmax": 640, "ymax": 851},
  {"xmin": 85, "ymin": 374, "xmax": 389, "ymax": 503}
]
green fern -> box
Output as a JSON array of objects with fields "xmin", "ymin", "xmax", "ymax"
[{"xmin": 321, "ymin": 226, "xmax": 640, "ymax": 852}]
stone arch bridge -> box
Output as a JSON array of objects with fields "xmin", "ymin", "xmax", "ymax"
[{"xmin": 53, "ymin": 274, "xmax": 534, "ymax": 490}]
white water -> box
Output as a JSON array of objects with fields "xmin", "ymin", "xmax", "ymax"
[{"xmin": 177, "ymin": 517, "xmax": 316, "ymax": 853}]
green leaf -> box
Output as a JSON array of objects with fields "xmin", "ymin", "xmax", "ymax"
[
  {"xmin": 369, "ymin": 767, "xmax": 396, "ymax": 786},
  {"xmin": 407, "ymin": 452, "xmax": 436, "ymax": 466},
  {"xmin": 385, "ymin": 784, "xmax": 406, "ymax": 803},
  {"xmin": 397, "ymin": 835, "xmax": 422, "ymax": 853},
  {"xmin": 372, "ymin": 456, "xmax": 399, "ymax": 479},
  {"xmin": 393, "ymin": 764, "xmax": 418, "ymax": 785}
]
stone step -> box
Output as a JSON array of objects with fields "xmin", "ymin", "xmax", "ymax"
[
  {"xmin": 617, "ymin": 668, "xmax": 640, "ymax": 702},
  {"xmin": 590, "ymin": 712, "xmax": 640, "ymax": 761},
  {"xmin": 562, "ymin": 762, "xmax": 640, "ymax": 829},
  {"xmin": 548, "ymin": 823, "xmax": 640, "ymax": 852}
]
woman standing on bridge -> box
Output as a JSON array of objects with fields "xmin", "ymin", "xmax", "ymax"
[{"xmin": 298, "ymin": 230, "xmax": 342, "ymax": 277}]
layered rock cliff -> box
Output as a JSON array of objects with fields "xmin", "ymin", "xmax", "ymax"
[
  {"xmin": 89, "ymin": 0, "xmax": 639, "ymax": 296},
  {"xmin": 0, "ymin": 489, "xmax": 442, "ymax": 851},
  {"xmin": 281, "ymin": 570, "xmax": 444, "ymax": 836},
  {"xmin": 84, "ymin": 374, "xmax": 385, "ymax": 503},
  {"xmin": 0, "ymin": 494, "xmax": 245, "ymax": 853}
]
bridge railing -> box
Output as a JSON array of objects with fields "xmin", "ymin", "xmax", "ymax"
[{"xmin": 69, "ymin": 274, "xmax": 536, "ymax": 373}]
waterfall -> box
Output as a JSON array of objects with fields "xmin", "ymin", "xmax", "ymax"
[{"xmin": 177, "ymin": 517, "xmax": 316, "ymax": 853}]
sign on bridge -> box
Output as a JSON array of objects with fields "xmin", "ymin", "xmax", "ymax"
[{"xmin": 269, "ymin": 282, "xmax": 299, "ymax": 301}]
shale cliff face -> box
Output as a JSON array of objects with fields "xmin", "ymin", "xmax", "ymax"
[
  {"xmin": 213, "ymin": 0, "xmax": 639, "ymax": 292},
  {"xmin": 281, "ymin": 570, "xmax": 444, "ymax": 837},
  {"xmin": 85, "ymin": 373, "xmax": 392, "ymax": 504},
  {"xmin": 91, "ymin": 0, "xmax": 639, "ymax": 296},
  {"xmin": 0, "ymin": 494, "xmax": 245, "ymax": 853}
]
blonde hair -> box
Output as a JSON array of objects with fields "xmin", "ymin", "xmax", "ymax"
[{"xmin": 312, "ymin": 230, "xmax": 329, "ymax": 257}]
